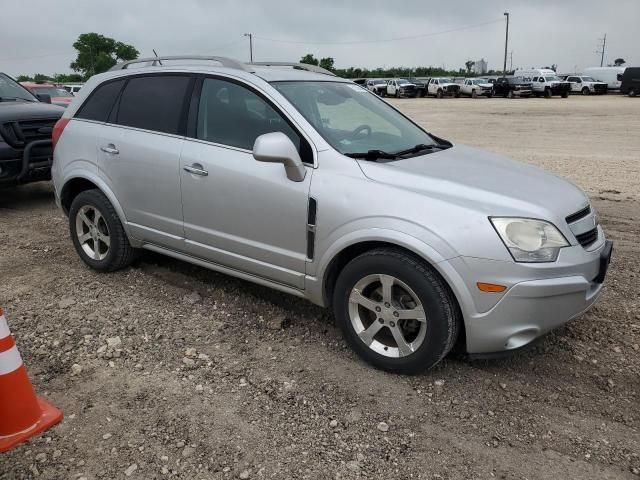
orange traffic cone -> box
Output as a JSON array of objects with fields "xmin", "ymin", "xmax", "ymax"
[{"xmin": 0, "ymin": 307, "xmax": 63, "ymax": 453}]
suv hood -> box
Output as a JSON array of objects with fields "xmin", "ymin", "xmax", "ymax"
[
  {"xmin": 0, "ymin": 101, "xmax": 64, "ymax": 123},
  {"xmin": 357, "ymin": 144, "xmax": 588, "ymax": 218}
]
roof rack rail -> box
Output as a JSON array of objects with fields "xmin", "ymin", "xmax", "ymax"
[
  {"xmin": 109, "ymin": 55, "xmax": 253, "ymax": 72},
  {"xmin": 249, "ymin": 62, "xmax": 336, "ymax": 77}
]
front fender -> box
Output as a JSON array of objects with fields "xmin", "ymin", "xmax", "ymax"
[{"xmin": 305, "ymin": 223, "xmax": 462, "ymax": 307}]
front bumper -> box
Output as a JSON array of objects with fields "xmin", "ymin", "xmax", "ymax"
[
  {"xmin": 0, "ymin": 139, "xmax": 53, "ymax": 187},
  {"xmin": 443, "ymin": 240, "xmax": 612, "ymax": 354}
]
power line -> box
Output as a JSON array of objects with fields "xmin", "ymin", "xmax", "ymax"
[{"xmin": 253, "ymin": 18, "xmax": 503, "ymax": 46}]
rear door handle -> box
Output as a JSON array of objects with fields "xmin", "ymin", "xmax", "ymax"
[
  {"xmin": 183, "ymin": 164, "xmax": 208, "ymax": 176},
  {"xmin": 100, "ymin": 144, "xmax": 119, "ymax": 155}
]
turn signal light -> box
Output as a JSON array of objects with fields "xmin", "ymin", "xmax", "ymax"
[{"xmin": 477, "ymin": 282, "xmax": 507, "ymax": 293}]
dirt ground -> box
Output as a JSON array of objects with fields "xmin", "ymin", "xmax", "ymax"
[{"xmin": 1, "ymin": 95, "xmax": 639, "ymax": 479}]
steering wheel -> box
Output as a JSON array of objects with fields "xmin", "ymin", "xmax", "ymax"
[{"xmin": 350, "ymin": 124, "xmax": 372, "ymax": 140}]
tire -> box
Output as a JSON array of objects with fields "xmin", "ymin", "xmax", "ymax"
[
  {"xmin": 507, "ymin": 90, "xmax": 514, "ymax": 99},
  {"xmin": 69, "ymin": 189, "xmax": 137, "ymax": 272},
  {"xmin": 582, "ymin": 87, "xmax": 590, "ymax": 96},
  {"xmin": 544, "ymin": 88, "xmax": 551, "ymax": 98},
  {"xmin": 332, "ymin": 248, "xmax": 460, "ymax": 374},
  {"xmin": 561, "ymin": 91, "xmax": 569, "ymax": 98},
  {"xmin": 471, "ymin": 90, "xmax": 477, "ymax": 98},
  {"xmin": 629, "ymin": 88, "xmax": 637, "ymax": 97},
  {"xmin": 487, "ymin": 93, "xmax": 493, "ymax": 98},
  {"xmin": 436, "ymin": 89, "xmax": 443, "ymax": 99},
  {"xmin": 395, "ymin": 90, "xmax": 399, "ymax": 98}
]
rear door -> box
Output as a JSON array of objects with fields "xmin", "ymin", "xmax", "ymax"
[{"xmin": 98, "ymin": 74, "xmax": 194, "ymax": 250}]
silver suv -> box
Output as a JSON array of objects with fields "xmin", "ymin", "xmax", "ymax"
[{"xmin": 52, "ymin": 56, "xmax": 612, "ymax": 374}]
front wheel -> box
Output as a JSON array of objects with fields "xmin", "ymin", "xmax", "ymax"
[
  {"xmin": 582, "ymin": 87, "xmax": 590, "ymax": 96},
  {"xmin": 69, "ymin": 189, "xmax": 137, "ymax": 272},
  {"xmin": 436, "ymin": 89, "xmax": 443, "ymax": 99},
  {"xmin": 332, "ymin": 248, "xmax": 460, "ymax": 374},
  {"xmin": 507, "ymin": 90, "xmax": 514, "ymax": 99}
]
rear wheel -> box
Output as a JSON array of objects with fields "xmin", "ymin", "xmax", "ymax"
[
  {"xmin": 69, "ymin": 190, "xmax": 137, "ymax": 272},
  {"xmin": 332, "ymin": 248, "xmax": 460, "ymax": 374},
  {"xmin": 629, "ymin": 88, "xmax": 637, "ymax": 97}
]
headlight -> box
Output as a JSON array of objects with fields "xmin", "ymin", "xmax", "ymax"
[{"xmin": 490, "ymin": 217, "xmax": 569, "ymax": 262}]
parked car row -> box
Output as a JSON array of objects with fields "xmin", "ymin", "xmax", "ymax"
[{"xmin": 360, "ymin": 66, "xmax": 640, "ymax": 99}]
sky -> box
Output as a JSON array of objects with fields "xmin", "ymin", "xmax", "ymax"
[{"xmin": 1, "ymin": 0, "xmax": 637, "ymax": 78}]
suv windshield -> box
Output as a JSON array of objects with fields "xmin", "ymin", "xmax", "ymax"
[
  {"xmin": 273, "ymin": 81, "xmax": 437, "ymax": 156},
  {"xmin": 471, "ymin": 79, "xmax": 487, "ymax": 84},
  {"xmin": 438, "ymin": 78, "xmax": 453, "ymax": 83},
  {"xmin": 545, "ymin": 76, "xmax": 560, "ymax": 82},
  {"xmin": 0, "ymin": 73, "xmax": 37, "ymax": 102}
]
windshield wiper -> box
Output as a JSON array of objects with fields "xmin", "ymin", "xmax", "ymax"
[
  {"xmin": 392, "ymin": 143, "xmax": 446, "ymax": 156},
  {"xmin": 344, "ymin": 149, "xmax": 398, "ymax": 161}
]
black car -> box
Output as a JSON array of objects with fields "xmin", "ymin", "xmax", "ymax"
[
  {"xmin": 0, "ymin": 73, "xmax": 64, "ymax": 187},
  {"xmin": 620, "ymin": 67, "xmax": 640, "ymax": 97},
  {"xmin": 492, "ymin": 77, "xmax": 533, "ymax": 98},
  {"xmin": 405, "ymin": 77, "xmax": 428, "ymax": 97}
]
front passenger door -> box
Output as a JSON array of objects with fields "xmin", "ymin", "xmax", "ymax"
[{"xmin": 180, "ymin": 77, "xmax": 313, "ymax": 289}]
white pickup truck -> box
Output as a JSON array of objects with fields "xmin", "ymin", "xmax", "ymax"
[
  {"xmin": 564, "ymin": 75, "xmax": 608, "ymax": 95},
  {"xmin": 460, "ymin": 78, "xmax": 493, "ymax": 98},
  {"xmin": 385, "ymin": 78, "xmax": 418, "ymax": 98},
  {"xmin": 426, "ymin": 78, "xmax": 461, "ymax": 98}
]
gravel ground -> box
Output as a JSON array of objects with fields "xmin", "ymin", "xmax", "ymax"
[{"xmin": 1, "ymin": 95, "xmax": 639, "ymax": 479}]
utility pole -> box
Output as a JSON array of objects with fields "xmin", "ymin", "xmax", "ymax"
[
  {"xmin": 596, "ymin": 33, "xmax": 607, "ymax": 67},
  {"xmin": 503, "ymin": 12, "xmax": 510, "ymax": 75},
  {"xmin": 244, "ymin": 33, "xmax": 253, "ymax": 62},
  {"xmin": 509, "ymin": 51, "xmax": 514, "ymax": 71}
]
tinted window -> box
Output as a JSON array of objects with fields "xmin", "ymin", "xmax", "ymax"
[
  {"xmin": 196, "ymin": 78, "xmax": 302, "ymax": 153},
  {"xmin": 76, "ymin": 80, "xmax": 124, "ymax": 122},
  {"xmin": 116, "ymin": 75, "xmax": 191, "ymax": 135}
]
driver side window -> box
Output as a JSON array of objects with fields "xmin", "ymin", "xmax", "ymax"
[{"xmin": 195, "ymin": 78, "xmax": 309, "ymax": 161}]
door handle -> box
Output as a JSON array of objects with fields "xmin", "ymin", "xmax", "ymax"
[
  {"xmin": 100, "ymin": 144, "xmax": 119, "ymax": 155},
  {"xmin": 183, "ymin": 164, "xmax": 208, "ymax": 176}
]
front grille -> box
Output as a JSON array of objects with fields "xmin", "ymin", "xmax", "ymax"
[
  {"xmin": 594, "ymin": 84, "xmax": 607, "ymax": 92},
  {"xmin": 0, "ymin": 119, "xmax": 57, "ymax": 149},
  {"xmin": 566, "ymin": 205, "xmax": 591, "ymax": 224},
  {"xmin": 446, "ymin": 85, "xmax": 460, "ymax": 92},
  {"xmin": 575, "ymin": 227, "xmax": 598, "ymax": 248}
]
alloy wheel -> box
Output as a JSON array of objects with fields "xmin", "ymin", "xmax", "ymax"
[
  {"xmin": 348, "ymin": 274, "xmax": 427, "ymax": 358},
  {"xmin": 75, "ymin": 205, "xmax": 110, "ymax": 261}
]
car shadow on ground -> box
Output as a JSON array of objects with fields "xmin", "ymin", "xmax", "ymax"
[{"xmin": 0, "ymin": 183, "xmax": 55, "ymax": 210}]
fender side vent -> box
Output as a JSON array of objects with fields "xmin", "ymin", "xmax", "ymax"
[{"xmin": 306, "ymin": 198, "xmax": 317, "ymax": 260}]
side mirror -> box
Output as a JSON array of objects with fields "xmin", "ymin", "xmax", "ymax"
[
  {"xmin": 252, "ymin": 132, "xmax": 306, "ymax": 182},
  {"xmin": 36, "ymin": 93, "xmax": 51, "ymax": 104}
]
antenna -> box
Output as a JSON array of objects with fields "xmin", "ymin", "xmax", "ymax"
[{"xmin": 152, "ymin": 49, "xmax": 163, "ymax": 66}]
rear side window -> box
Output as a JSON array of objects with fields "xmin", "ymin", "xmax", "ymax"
[
  {"xmin": 116, "ymin": 75, "xmax": 191, "ymax": 135},
  {"xmin": 76, "ymin": 80, "xmax": 124, "ymax": 122}
]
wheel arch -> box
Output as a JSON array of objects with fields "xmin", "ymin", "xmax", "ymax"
[
  {"xmin": 319, "ymin": 238, "xmax": 467, "ymax": 351},
  {"xmin": 59, "ymin": 174, "xmax": 135, "ymax": 243}
]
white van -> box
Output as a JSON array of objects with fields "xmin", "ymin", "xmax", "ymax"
[
  {"xmin": 513, "ymin": 69, "xmax": 570, "ymax": 98},
  {"xmin": 579, "ymin": 67, "xmax": 626, "ymax": 91}
]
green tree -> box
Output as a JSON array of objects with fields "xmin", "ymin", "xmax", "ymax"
[
  {"xmin": 53, "ymin": 73, "xmax": 85, "ymax": 83},
  {"xmin": 319, "ymin": 57, "xmax": 335, "ymax": 72},
  {"xmin": 300, "ymin": 53, "xmax": 319, "ymax": 66},
  {"xmin": 16, "ymin": 74, "xmax": 32, "ymax": 82},
  {"xmin": 464, "ymin": 60, "xmax": 475, "ymax": 74},
  {"xmin": 33, "ymin": 73, "xmax": 53, "ymax": 83},
  {"xmin": 613, "ymin": 58, "xmax": 626, "ymax": 66},
  {"xmin": 70, "ymin": 33, "xmax": 139, "ymax": 79}
]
